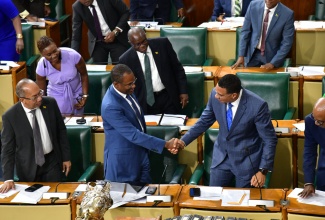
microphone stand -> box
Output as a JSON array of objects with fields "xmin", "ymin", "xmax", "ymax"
[
  {"xmin": 146, "ymin": 164, "xmax": 172, "ymax": 203},
  {"xmin": 246, "ymin": 149, "xmax": 274, "ymax": 208}
]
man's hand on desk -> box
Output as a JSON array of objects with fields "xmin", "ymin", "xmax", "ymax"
[
  {"xmin": 250, "ymin": 171, "xmax": 266, "ymax": 188},
  {"xmin": 231, "ymin": 56, "xmax": 245, "ymax": 69},
  {"xmin": 0, "ymin": 181, "xmax": 15, "ymax": 193},
  {"xmin": 298, "ymin": 184, "xmax": 315, "ymax": 198},
  {"xmin": 260, "ymin": 63, "xmax": 274, "ymax": 70}
]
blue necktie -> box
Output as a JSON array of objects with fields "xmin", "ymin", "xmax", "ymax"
[
  {"xmin": 226, "ymin": 103, "xmax": 233, "ymax": 131},
  {"xmin": 126, "ymin": 95, "xmax": 143, "ymax": 130}
]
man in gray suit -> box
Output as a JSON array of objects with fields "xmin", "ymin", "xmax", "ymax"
[
  {"xmin": 232, "ymin": 0, "xmax": 294, "ymax": 70},
  {"xmin": 71, "ymin": 0, "xmax": 130, "ymax": 64},
  {"xmin": 177, "ymin": 74, "xmax": 277, "ymax": 187},
  {"xmin": 0, "ymin": 79, "xmax": 71, "ymax": 193}
]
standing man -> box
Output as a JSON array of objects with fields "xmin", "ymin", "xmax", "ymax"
[
  {"xmin": 101, "ymin": 64, "xmax": 179, "ymax": 185},
  {"xmin": 299, "ymin": 98, "xmax": 325, "ymax": 198},
  {"xmin": 211, "ymin": 0, "xmax": 252, "ymax": 21},
  {"xmin": 232, "ymin": 0, "xmax": 294, "ymax": 70},
  {"xmin": 12, "ymin": 0, "xmax": 51, "ymax": 21},
  {"xmin": 71, "ymin": 0, "xmax": 130, "ymax": 64},
  {"xmin": 177, "ymin": 74, "xmax": 277, "ymax": 187},
  {"xmin": 119, "ymin": 27, "xmax": 188, "ymax": 115},
  {"xmin": 0, "ymin": 79, "xmax": 71, "ymax": 193},
  {"xmin": 129, "ymin": 0, "xmax": 184, "ymax": 25}
]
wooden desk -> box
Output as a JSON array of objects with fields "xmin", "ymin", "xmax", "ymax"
[
  {"xmin": 0, "ymin": 182, "xmax": 79, "ymax": 220},
  {"xmin": 176, "ymin": 185, "xmax": 283, "ymax": 219},
  {"xmin": 75, "ymin": 184, "xmax": 182, "ymax": 220}
]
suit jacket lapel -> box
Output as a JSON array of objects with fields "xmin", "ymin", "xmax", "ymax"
[
  {"xmin": 16, "ymin": 103, "xmax": 33, "ymax": 136},
  {"xmin": 39, "ymin": 99, "xmax": 53, "ymax": 142},
  {"xmin": 96, "ymin": 0, "xmax": 109, "ymax": 26},
  {"xmin": 257, "ymin": 2, "xmax": 265, "ymax": 35},
  {"xmin": 229, "ymin": 89, "xmax": 247, "ymax": 133},
  {"xmin": 267, "ymin": 3, "xmax": 282, "ymax": 37}
]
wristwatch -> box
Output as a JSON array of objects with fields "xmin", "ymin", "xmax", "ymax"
[
  {"xmin": 113, "ymin": 29, "xmax": 119, "ymax": 37},
  {"xmin": 259, "ymin": 168, "xmax": 268, "ymax": 175}
]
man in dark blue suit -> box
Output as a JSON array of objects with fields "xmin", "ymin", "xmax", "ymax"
[
  {"xmin": 211, "ymin": 0, "xmax": 252, "ymax": 21},
  {"xmin": 299, "ymin": 98, "xmax": 325, "ymax": 198},
  {"xmin": 101, "ymin": 64, "xmax": 180, "ymax": 185},
  {"xmin": 232, "ymin": 0, "xmax": 294, "ymax": 70},
  {"xmin": 177, "ymin": 74, "xmax": 277, "ymax": 187}
]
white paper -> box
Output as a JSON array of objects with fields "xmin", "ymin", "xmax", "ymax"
[
  {"xmin": 295, "ymin": 21, "xmax": 323, "ymax": 29},
  {"xmin": 184, "ymin": 66, "xmax": 203, "ymax": 72},
  {"xmin": 26, "ymin": 19, "xmax": 46, "ymax": 27},
  {"xmin": 288, "ymin": 188, "xmax": 325, "ymax": 206},
  {"xmin": 86, "ymin": 65, "xmax": 107, "ymax": 71},
  {"xmin": 288, "ymin": 188, "xmax": 303, "ymax": 198},
  {"xmin": 0, "ymin": 184, "xmax": 29, "ymax": 199},
  {"xmin": 299, "ymin": 66, "xmax": 325, "ymax": 76},
  {"xmin": 88, "ymin": 122, "xmax": 103, "ymax": 128},
  {"xmin": 293, "ymin": 122, "xmax": 305, "ymax": 132},
  {"xmin": 221, "ymin": 189, "xmax": 250, "ymax": 206},
  {"xmin": 144, "ymin": 115, "xmax": 162, "ymax": 125},
  {"xmin": 65, "ymin": 116, "xmax": 94, "ymax": 125},
  {"xmin": 1, "ymin": 60, "xmax": 20, "ymax": 67},
  {"xmin": 160, "ymin": 114, "xmax": 186, "ymax": 126},
  {"xmin": 74, "ymin": 184, "xmax": 88, "ymax": 192},
  {"xmin": 193, "ymin": 186, "xmax": 222, "ymax": 201},
  {"xmin": 11, "ymin": 186, "xmax": 50, "ymax": 204}
]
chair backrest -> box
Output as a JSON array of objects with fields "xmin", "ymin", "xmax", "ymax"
[
  {"xmin": 315, "ymin": 0, "xmax": 325, "ymax": 20},
  {"xmin": 146, "ymin": 126, "xmax": 180, "ymax": 184},
  {"xmin": 84, "ymin": 71, "xmax": 112, "ymax": 115},
  {"xmin": 20, "ymin": 24, "xmax": 35, "ymax": 62},
  {"xmin": 180, "ymin": 72, "xmax": 205, "ymax": 118},
  {"xmin": 237, "ymin": 73, "xmax": 290, "ymax": 120},
  {"xmin": 160, "ymin": 27, "xmax": 208, "ymax": 66},
  {"xmin": 322, "ymin": 76, "xmax": 325, "ymax": 96},
  {"xmin": 65, "ymin": 125, "xmax": 92, "ymax": 182},
  {"xmin": 49, "ymin": 0, "xmax": 65, "ymax": 19},
  {"xmin": 202, "ymin": 129, "xmax": 219, "ymax": 186},
  {"xmin": 235, "ymin": 27, "xmax": 242, "ymax": 61}
]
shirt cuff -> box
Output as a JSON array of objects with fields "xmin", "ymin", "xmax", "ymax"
[
  {"xmin": 115, "ymin": 27, "xmax": 123, "ymax": 32},
  {"xmin": 4, "ymin": 180, "xmax": 14, "ymax": 183}
]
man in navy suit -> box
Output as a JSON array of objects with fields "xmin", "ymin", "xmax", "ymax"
[
  {"xmin": 211, "ymin": 0, "xmax": 252, "ymax": 21},
  {"xmin": 299, "ymin": 98, "xmax": 325, "ymax": 198},
  {"xmin": 129, "ymin": 0, "xmax": 184, "ymax": 25},
  {"xmin": 0, "ymin": 79, "xmax": 71, "ymax": 193},
  {"xmin": 177, "ymin": 74, "xmax": 277, "ymax": 187},
  {"xmin": 232, "ymin": 0, "xmax": 294, "ymax": 69},
  {"xmin": 101, "ymin": 64, "xmax": 180, "ymax": 185},
  {"xmin": 119, "ymin": 27, "xmax": 188, "ymax": 115}
]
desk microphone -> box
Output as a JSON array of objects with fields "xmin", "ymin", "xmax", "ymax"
[
  {"xmin": 246, "ymin": 148, "xmax": 274, "ymax": 209},
  {"xmin": 146, "ymin": 164, "xmax": 172, "ymax": 203},
  {"xmin": 42, "ymin": 182, "xmax": 85, "ymax": 203},
  {"xmin": 76, "ymin": 113, "xmax": 99, "ymax": 124},
  {"xmin": 271, "ymin": 118, "xmax": 290, "ymax": 134},
  {"xmin": 280, "ymin": 188, "xmax": 290, "ymax": 206}
]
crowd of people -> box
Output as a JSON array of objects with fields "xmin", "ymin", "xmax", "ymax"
[{"xmin": 0, "ymin": 0, "xmax": 323, "ymax": 199}]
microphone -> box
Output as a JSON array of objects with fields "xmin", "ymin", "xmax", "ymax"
[
  {"xmin": 76, "ymin": 113, "xmax": 99, "ymax": 124},
  {"xmin": 280, "ymin": 188, "xmax": 290, "ymax": 206},
  {"xmin": 245, "ymin": 148, "xmax": 274, "ymax": 208},
  {"xmin": 42, "ymin": 182, "xmax": 84, "ymax": 202},
  {"xmin": 271, "ymin": 118, "xmax": 290, "ymax": 134},
  {"xmin": 146, "ymin": 164, "xmax": 172, "ymax": 203}
]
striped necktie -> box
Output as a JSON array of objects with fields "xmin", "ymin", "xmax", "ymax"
[{"xmin": 234, "ymin": 0, "xmax": 242, "ymax": 17}]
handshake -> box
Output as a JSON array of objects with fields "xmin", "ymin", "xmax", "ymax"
[{"xmin": 165, "ymin": 138, "xmax": 186, "ymax": 154}]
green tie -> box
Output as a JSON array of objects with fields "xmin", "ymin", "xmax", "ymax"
[
  {"xmin": 144, "ymin": 53, "xmax": 155, "ymax": 106},
  {"xmin": 234, "ymin": 0, "xmax": 241, "ymax": 17}
]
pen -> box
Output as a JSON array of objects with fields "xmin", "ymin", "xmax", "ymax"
[{"xmin": 122, "ymin": 183, "xmax": 127, "ymax": 198}]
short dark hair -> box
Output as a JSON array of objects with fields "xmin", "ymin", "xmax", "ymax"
[
  {"xmin": 111, "ymin": 64, "xmax": 133, "ymax": 83},
  {"xmin": 218, "ymin": 74, "xmax": 241, "ymax": 94},
  {"xmin": 16, "ymin": 78, "xmax": 34, "ymax": 97},
  {"xmin": 37, "ymin": 36, "xmax": 55, "ymax": 52}
]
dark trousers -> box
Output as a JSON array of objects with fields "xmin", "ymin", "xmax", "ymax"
[
  {"xmin": 246, "ymin": 49, "xmax": 267, "ymax": 67},
  {"xmin": 34, "ymin": 151, "xmax": 61, "ymax": 182},
  {"xmin": 146, "ymin": 89, "xmax": 178, "ymax": 115},
  {"xmin": 92, "ymin": 40, "xmax": 128, "ymax": 64}
]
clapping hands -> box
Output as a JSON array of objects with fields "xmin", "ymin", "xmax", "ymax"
[{"xmin": 165, "ymin": 138, "xmax": 187, "ymax": 154}]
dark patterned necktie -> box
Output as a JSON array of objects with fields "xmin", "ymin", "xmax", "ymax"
[
  {"xmin": 144, "ymin": 53, "xmax": 155, "ymax": 106},
  {"xmin": 90, "ymin": 5, "xmax": 103, "ymax": 41},
  {"xmin": 30, "ymin": 109, "xmax": 45, "ymax": 166},
  {"xmin": 126, "ymin": 95, "xmax": 143, "ymax": 131},
  {"xmin": 260, "ymin": 9, "xmax": 271, "ymax": 56}
]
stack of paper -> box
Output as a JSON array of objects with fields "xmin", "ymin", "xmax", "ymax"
[
  {"xmin": 221, "ymin": 189, "xmax": 250, "ymax": 206},
  {"xmin": 299, "ymin": 66, "xmax": 325, "ymax": 76},
  {"xmin": 144, "ymin": 114, "xmax": 187, "ymax": 126},
  {"xmin": 193, "ymin": 186, "xmax": 222, "ymax": 201},
  {"xmin": 288, "ymin": 188, "xmax": 325, "ymax": 206},
  {"xmin": 11, "ymin": 185, "xmax": 50, "ymax": 204},
  {"xmin": 86, "ymin": 65, "xmax": 107, "ymax": 71}
]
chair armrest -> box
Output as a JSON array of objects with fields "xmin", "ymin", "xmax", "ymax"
[
  {"xmin": 203, "ymin": 58, "xmax": 213, "ymax": 66},
  {"xmin": 226, "ymin": 59, "xmax": 236, "ymax": 66},
  {"xmin": 283, "ymin": 107, "xmax": 296, "ymax": 120},
  {"xmin": 263, "ymin": 172, "xmax": 272, "ymax": 188},
  {"xmin": 169, "ymin": 164, "xmax": 187, "ymax": 184},
  {"xmin": 308, "ymin": 15, "xmax": 316, "ymax": 20},
  {"xmin": 26, "ymin": 55, "xmax": 40, "ymax": 67},
  {"xmin": 78, "ymin": 162, "xmax": 100, "ymax": 182},
  {"xmin": 188, "ymin": 164, "xmax": 204, "ymax": 185},
  {"xmin": 59, "ymin": 14, "xmax": 70, "ymax": 23},
  {"xmin": 283, "ymin": 58, "xmax": 291, "ymax": 68}
]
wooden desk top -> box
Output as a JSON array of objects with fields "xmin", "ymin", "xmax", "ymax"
[
  {"xmin": 216, "ymin": 66, "xmax": 285, "ymax": 79},
  {"xmin": 178, "ymin": 185, "xmax": 282, "ymax": 212},
  {"xmin": 0, "ymin": 62, "xmax": 26, "ymax": 74}
]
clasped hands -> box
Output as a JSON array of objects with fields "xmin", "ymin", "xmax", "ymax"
[{"xmin": 165, "ymin": 138, "xmax": 187, "ymax": 154}]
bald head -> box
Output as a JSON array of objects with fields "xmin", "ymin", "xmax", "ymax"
[
  {"xmin": 313, "ymin": 98, "xmax": 325, "ymax": 112},
  {"xmin": 127, "ymin": 27, "xmax": 146, "ymax": 42},
  {"xmin": 312, "ymin": 98, "xmax": 325, "ymax": 128},
  {"xmin": 128, "ymin": 27, "xmax": 148, "ymax": 53}
]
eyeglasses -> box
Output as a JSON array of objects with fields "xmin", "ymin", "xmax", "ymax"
[
  {"xmin": 131, "ymin": 38, "xmax": 148, "ymax": 49},
  {"xmin": 121, "ymin": 78, "xmax": 137, "ymax": 88},
  {"xmin": 311, "ymin": 113, "xmax": 325, "ymax": 126},
  {"xmin": 20, "ymin": 89, "xmax": 44, "ymax": 101}
]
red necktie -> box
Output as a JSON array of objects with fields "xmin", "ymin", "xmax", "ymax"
[
  {"xmin": 90, "ymin": 5, "xmax": 103, "ymax": 41},
  {"xmin": 260, "ymin": 9, "xmax": 270, "ymax": 56}
]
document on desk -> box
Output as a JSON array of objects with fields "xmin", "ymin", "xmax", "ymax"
[
  {"xmin": 221, "ymin": 189, "xmax": 250, "ymax": 206},
  {"xmin": 86, "ymin": 65, "xmax": 107, "ymax": 71},
  {"xmin": 299, "ymin": 66, "xmax": 325, "ymax": 76},
  {"xmin": 0, "ymin": 184, "xmax": 29, "ymax": 199},
  {"xmin": 11, "ymin": 185, "xmax": 50, "ymax": 204},
  {"xmin": 109, "ymin": 182, "xmax": 149, "ymax": 209},
  {"xmin": 193, "ymin": 186, "xmax": 223, "ymax": 201},
  {"xmin": 65, "ymin": 116, "xmax": 94, "ymax": 125},
  {"xmin": 144, "ymin": 114, "xmax": 187, "ymax": 126},
  {"xmin": 293, "ymin": 122, "xmax": 305, "ymax": 132},
  {"xmin": 288, "ymin": 188, "xmax": 325, "ymax": 206}
]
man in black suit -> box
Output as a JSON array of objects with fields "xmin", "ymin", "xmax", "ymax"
[
  {"xmin": 71, "ymin": 0, "xmax": 130, "ymax": 64},
  {"xmin": 12, "ymin": 0, "xmax": 51, "ymax": 21},
  {"xmin": 119, "ymin": 27, "xmax": 188, "ymax": 115},
  {"xmin": 0, "ymin": 79, "xmax": 71, "ymax": 193}
]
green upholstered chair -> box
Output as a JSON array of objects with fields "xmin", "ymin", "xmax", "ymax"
[
  {"xmin": 237, "ymin": 73, "xmax": 296, "ymax": 120},
  {"xmin": 189, "ymin": 129, "xmax": 272, "ymax": 187},
  {"xmin": 20, "ymin": 24, "xmax": 40, "ymax": 81},
  {"xmin": 160, "ymin": 27, "xmax": 213, "ymax": 66},
  {"xmin": 227, "ymin": 27, "xmax": 291, "ymax": 67},
  {"xmin": 64, "ymin": 125, "xmax": 100, "ymax": 182},
  {"xmin": 49, "ymin": 0, "xmax": 71, "ymax": 47},
  {"xmin": 309, "ymin": 0, "xmax": 325, "ymax": 20},
  {"xmin": 146, "ymin": 126, "xmax": 187, "ymax": 184},
  {"xmin": 84, "ymin": 71, "xmax": 112, "ymax": 115},
  {"xmin": 180, "ymin": 72, "xmax": 205, "ymax": 118},
  {"xmin": 322, "ymin": 76, "xmax": 325, "ymax": 96}
]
